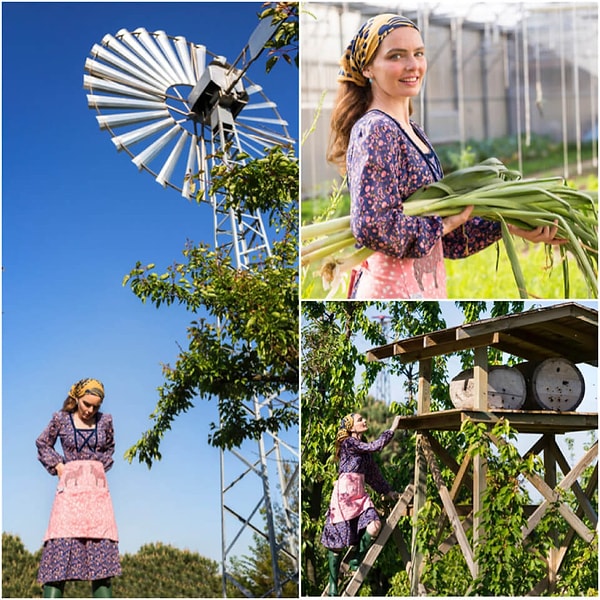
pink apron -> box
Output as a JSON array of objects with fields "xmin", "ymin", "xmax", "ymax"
[
  {"xmin": 349, "ymin": 240, "xmax": 447, "ymax": 299},
  {"xmin": 327, "ymin": 473, "xmax": 375, "ymax": 524},
  {"xmin": 44, "ymin": 460, "xmax": 118, "ymax": 542}
]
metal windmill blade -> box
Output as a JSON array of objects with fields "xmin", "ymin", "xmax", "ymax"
[{"xmin": 84, "ymin": 16, "xmax": 298, "ymax": 599}]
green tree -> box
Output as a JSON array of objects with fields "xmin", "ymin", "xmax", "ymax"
[
  {"xmin": 2, "ymin": 533, "xmax": 42, "ymax": 598},
  {"xmin": 1, "ymin": 535, "xmax": 225, "ymax": 598},
  {"xmin": 115, "ymin": 542, "xmax": 223, "ymax": 597},
  {"xmin": 123, "ymin": 4, "xmax": 299, "ymax": 464},
  {"xmin": 301, "ymin": 301, "xmax": 597, "ymax": 596}
]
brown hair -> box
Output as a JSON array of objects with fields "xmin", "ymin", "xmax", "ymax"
[
  {"xmin": 326, "ymin": 82, "xmax": 372, "ymax": 174},
  {"xmin": 326, "ymin": 82, "xmax": 413, "ymax": 175}
]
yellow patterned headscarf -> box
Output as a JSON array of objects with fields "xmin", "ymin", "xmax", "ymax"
[
  {"xmin": 334, "ymin": 413, "xmax": 356, "ymax": 457},
  {"xmin": 338, "ymin": 14, "xmax": 420, "ymax": 87},
  {"xmin": 69, "ymin": 378, "xmax": 105, "ymax": 400}
]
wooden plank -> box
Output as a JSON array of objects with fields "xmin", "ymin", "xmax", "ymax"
[
  {"xmin": 472, "ymin": 347, "xmax": 488, "ymax": 580},
  {"xmin": 526, "ymin": 463, "xmax": 598, "ymax": 596},
  {"xmin": 365, "ymin": 304, "xmax": 597, "ymax": 365},
  {"xmin": 426, "ymin": 434, "xmax": 474, "ymax": 491},
  {"xmin": 410, "ymin": 435, "xmax": 428, "ymax": 596},
  {"xmin": 489, "ymin": 433, "xmax": 596, "ymax": 543},
  {"xmin": 342, "ymin": 485, "xmax": 414, "ymax": 597},
  {"xmin": 426, "ymin": 433, "xmax": 473, "ymax": 551},
  {"xmin": 434, "ymin": 514, "xmax": 474, "ymax": 559},
  {"xmin": 391, "ymin": 409, "xmax": 597, "ymax": 435},
  {"xmin": 544, "ymin": 435, "xmax": 558, "ymax": 593},
  {"xmin": 421, "ymin": 436, "xmax": 477, "ymax": 578},
  {"xmin": 548, "ymin": 437, "xmax": 598, "ymax": 526},
  {"xmin": 462, "ymin": 410, "xmax": 598, "ymax": 434},
  {"xmin": 417, "ymin": 359, "xmax": 432, "ymax": 414}
]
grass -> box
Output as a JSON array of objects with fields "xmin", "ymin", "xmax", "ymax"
[{"xmin": 301, "ymin": 241, "xmax": 591, "ymax": 300}]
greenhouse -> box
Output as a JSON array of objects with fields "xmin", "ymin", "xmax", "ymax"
[{"xmin": 301, "ymin": 1, "xmax": 598, "ymax": 197}]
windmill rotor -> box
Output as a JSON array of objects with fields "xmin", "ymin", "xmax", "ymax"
[{"xmin": 84, "ymin": 26, "xmax": 292, "ymax": 200}]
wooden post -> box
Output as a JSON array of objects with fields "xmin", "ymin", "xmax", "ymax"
[
  {"xmin": 410, "ymin": 358, "xmax": 432, "ymax": 595},
  {"xmin": 544, "ymin": 434, "xmax": 558, "ymax": 594},
  {"xmin": 472, "ymin": 346, "xmax": 488, "ymax": 579}
]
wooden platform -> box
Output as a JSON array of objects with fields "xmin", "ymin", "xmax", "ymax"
[{"xmin": 394, "ymin": 408, "xmax": 598, "ymax": 434}]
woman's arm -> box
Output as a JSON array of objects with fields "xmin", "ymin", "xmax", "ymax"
[
  {"xmin": 442, "ymin": 217, "xmax": 503, "ymax": 258},
  {"xmin": 98, "ymin": 414, "xmax": 115, "ymax": 472},
  {"xmin": 36, "ymin": 413, "xmax": 65, "ymax": 476},
  {"xmin": 349, "ymin": 119, "xmax": 445, "ymax": 259}
]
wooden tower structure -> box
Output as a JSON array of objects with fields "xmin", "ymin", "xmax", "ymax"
[{"xmin": 366, "ymin": 302, "xmax": 597, "ymax": 596}]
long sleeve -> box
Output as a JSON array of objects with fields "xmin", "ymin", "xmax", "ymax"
[
  {"xmin": 348, "ymin": 115, "xmax": 444, "ymax": 259},
  {"xmin": 347, "ymin": 430, "xmax": 394, "ymax": 495},
  {"xmin": 443, "ymin": 218, "xmax": 502, "ymax": 258},
  {"xmin": 36, "ymin": 413, "xmax": 65, "ymax": 476},
  {"xmin": 98, "ymin": 414, "xmax": 115, "ymax": 472},
  {"xmin": 339, "ymin": 429, "xmax": 395, "ymax": 496}
]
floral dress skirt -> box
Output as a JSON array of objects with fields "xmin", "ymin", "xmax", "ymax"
[
  {"xmin": 320, "ymin": 473, "xmax": 380, "ymax": 551},
  {"xmin": 37, "ymin": 461, "xmax": 121, "ymax": 583}
]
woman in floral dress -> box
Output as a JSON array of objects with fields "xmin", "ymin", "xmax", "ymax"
[
  {"xmin": 321, "ymin": 413, "xmax": 401, "ymax": 595},
  {"xmin": 36, "ymin": 378, "xmax": 121, "ymax": 598},
  {"xmin": 327, "ymin": 14, "xmax": 564, "ymax": 299}
]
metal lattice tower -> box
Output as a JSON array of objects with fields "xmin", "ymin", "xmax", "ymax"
[
  {"xmin": 83, "ymin": 15, "xmax": 298, "ymax": 597},
  {"xmin": 373, "ymin": 315, "xmax": 392, "ymax": 405}
]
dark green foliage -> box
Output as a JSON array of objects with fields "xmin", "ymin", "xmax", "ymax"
[
  {"xmin": 2, "ymin": 533, "xmax": 42, "ymax": 598},
  {"xmin": 2, "ymin": 535, "xmax": 224, "ymax": 598},
  {"xmin": 259, "ymin": 3, "xmax": 299, "ymax": 72},
  {"xmin": 301, "ymin": 302, "xmax": 598, "ymax": 596},
  {"xmin": 123, "ymin": 148, "xmax": 299, "ymax": 463}
]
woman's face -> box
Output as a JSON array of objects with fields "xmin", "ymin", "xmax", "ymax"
[
  {"xmin": 363, "ymin": 27, "xmax": 427, "ymax": 102},
  {"xmin": 352, "ymin": 414, "xmax": 369, "ymax": 434},
  {"xmin": 77, "ymin": 393, "xmax": 102, "ymax": 422}
]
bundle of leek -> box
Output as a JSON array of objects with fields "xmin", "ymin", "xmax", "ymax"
[{"xmin": 301, "ymin": 158, "xmax": 598, "ymax": 298}]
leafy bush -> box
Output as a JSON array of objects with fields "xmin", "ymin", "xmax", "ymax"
[{"xmin": 2, "ymin": 535, "xmax": 224, "ymax": 598}]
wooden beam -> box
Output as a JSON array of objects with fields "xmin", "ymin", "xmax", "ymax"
[
  {"xmin": 342, "ymin": 485, "xmax": 414, "ymax": 597},
  {"xmin": 489, "ymin": 434, "xmax": 596, "ymax": 543},
  {"xmin": 410, "ymin": 435, "xmax": 428, "ymax": 596},
  {"xmin": 421, "ymin": 436, "xmax": 477, "ymax": 578},
  {"xmin": 472, "ymin": 347, "xmax": 488, "ymax": 580},
  {"xmin": 548, "ymin": 437, "xmax": 598, "ymax": 527}
]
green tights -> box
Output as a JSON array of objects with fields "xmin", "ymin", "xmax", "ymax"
[{"xmin": 43, "ymin": 579, "xmax": 112, "ymax": 598}]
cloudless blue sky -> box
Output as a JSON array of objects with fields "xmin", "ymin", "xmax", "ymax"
[{"xmin": 2, "ymin": 1, "xmax": 299, "ymax": 563}]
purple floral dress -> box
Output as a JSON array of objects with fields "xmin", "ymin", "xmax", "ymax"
[
  {"xmin": 348, "ymin": 110, "xmax": 502, "ymax": 299},
  {"xmin": 36, "ymin": 411, "xmax": 121, "ymax": 584},
  {"xmin": 321, "ymin": 430, "xmax": 394, "ymax": 550}
]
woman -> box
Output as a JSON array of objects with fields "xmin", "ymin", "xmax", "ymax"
[
  {"xmin": 321, "ymin": 413, "xmax": 401, "ymax": 595},
  {"xmin": 36, "ymin": 378, "xmax": 121, "ymax": 598},
  {"xmin": 328, "ymin": 14, "xmax": 564, "ymax": 299}
]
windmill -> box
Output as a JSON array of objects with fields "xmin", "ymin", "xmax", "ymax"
[{"xmin": 83, "ymin": 11, "xmax": 298, "ymax": 597}]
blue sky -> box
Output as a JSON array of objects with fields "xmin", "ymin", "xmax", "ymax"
[{"xmin": 2, "ymin": 1, "xmax": 299, "ymax": 562}]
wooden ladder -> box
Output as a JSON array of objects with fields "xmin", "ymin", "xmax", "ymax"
[{"xmin": 322, "ymin": 484, "xmax": 415, "ymax": 597}]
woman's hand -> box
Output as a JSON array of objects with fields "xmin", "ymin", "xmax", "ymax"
[
  {"xmin": 390, "ymin": 415, "xmax": 402, "ymax": 431},
  {"xmin": 507, "ymin": 220, "xmax": 567, "ymax": 245},
  {"xmin": 442, "ymin": 205, "xmax": 474, "ymax": 236},
  {"xmin": 55, "ymin": 463, "xmax": 65, "ymax": 478}
]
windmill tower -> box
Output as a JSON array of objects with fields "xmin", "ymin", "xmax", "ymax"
[
  {"xmin": 372, "ymin": 315, "xmax": 392, "ymax": 405},
  {"xmin": 83, "ymin": 13, "xmax": 298, "ymax": 597}
]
